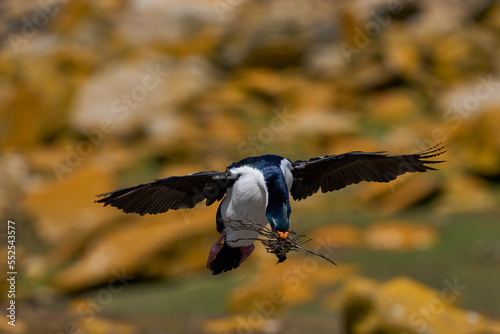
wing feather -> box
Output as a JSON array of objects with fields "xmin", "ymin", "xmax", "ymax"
[
  {"xmin": 291, "ymin": 143, "xmax": 446, "ymax": 201},
  {"xmin": 95, "ymin": 171, "xmax": 238, "ymax": 215}
]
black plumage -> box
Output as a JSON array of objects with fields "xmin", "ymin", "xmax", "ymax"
[
  {"xmin": 290, "ymin": 143, "xmax": 446, "ymax": 201},
  {"xmin": 95, "ymin": 143, "xmax": 446, "ymax": 274},
  {"xmin": 96, "ymin": 144, "xmax": 445, "ymax": 215},
  {"xmin": 95, "ymin": 171, "xmax": 238, "ymax": 216}
]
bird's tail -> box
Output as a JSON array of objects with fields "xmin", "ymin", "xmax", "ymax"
[{"xmin": 208, "ymin": 241, "xmax": 242, "ymax": 275}]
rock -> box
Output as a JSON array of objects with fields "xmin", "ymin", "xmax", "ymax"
[
  {"xmin": 117, "ymin": 0, "xmax": 220, "ymax": 48},
  {"xmin": 310, "ymin": 224, "xmax": 363, "ymax": 249},
  {"xmin": 228, "ymin": 256, "xmax": 355, "ymax": 314},
  {"xmin": 355, "ymin": 173, "xmax": 442, "ymax": 214},
  {"xmin": 74, "ymin": 315, "xmax": 134, "ymax": 334},
  {"xmin": 69, "ymin": 56, "xmax": 218, "ymax": 150},
  {"xmin": 1, "ymin": 0, "xmax": 499, "ymax": 323},
  {"xmin": 364, "ymin": 220, "xmax": 438, "ymax": 251},
  {"xmin": 383, "ymin": 28, "xmax": 422, "ymax": 77},
  {"xmin": 236, "ymin": 68, "xmax": 289, "ymax": 96},
  {"xmin": 216, "ymin": 0, "xmax": 341, "ymax": 68},
  {"xmin": 203, "ymin": 315, "xmax": 281, "ymax": 334},
  {"xmin": 288, "ymin": 109, "xmax": 359, "ymax": 138},
  {"xmin": 339, "ymin": 276, "xmax": 500, "ymax": 334},
  {"xmin": 459, "ymin": 108, "xmax": 500, "ymax": 175},
  {"xmin": 436, "ymin": 175, "xmax": 495, "ymax": 214},
  {"xmin": 69, "ymin": 58, "xmax": 174, "ymax": 136},
  {"xmin": 432, "ymin": 30, "xmax": 494, "ymax": 81},
  {"xmin": 0, "ymin": 152, "xmax": 30, "ymax": 218},
  {"xmin": 52, "ymin": 205, "xmax": 216, "ymax": 291},
  {"xmin": 23, "ymin": 161, "xmax": 120, "ymax": 266},
  {"xmin": 368, "ymin": 89, "xmax": 419, "ymax": 123}
]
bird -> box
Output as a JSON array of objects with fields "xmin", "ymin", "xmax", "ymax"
[{"xmin": 95, "ymin": 143, "xmax": 445, "ymax": 275}]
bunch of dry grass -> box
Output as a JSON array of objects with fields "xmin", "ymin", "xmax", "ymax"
[{"xmin": 222, "ymin": 219, "xmax": 336, "ymax": 265}]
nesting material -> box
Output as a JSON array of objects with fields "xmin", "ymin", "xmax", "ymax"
[{"xmin": 222, "ymin": 219, "xmax": 337, "ymax": 265}]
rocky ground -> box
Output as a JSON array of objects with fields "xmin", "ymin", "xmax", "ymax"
[{"xmin": 1, "ymin": 0, "xmax": 500, "ymax": 333}]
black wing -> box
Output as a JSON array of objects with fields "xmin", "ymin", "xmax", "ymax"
[
  {"xmin": 95, "ymin": 171, "xmax": 238, "ymax": 215},
  {"xmin": 290, "ymin": 143, "xmax": 446, "ymax": 201}
]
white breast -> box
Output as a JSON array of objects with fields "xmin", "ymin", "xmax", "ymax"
[{"xmin": 220, "ymin": 166, "xmax": 269, "ymax": 247}]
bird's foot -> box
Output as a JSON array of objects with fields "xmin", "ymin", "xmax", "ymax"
[
  {"xmin": 238, "ymin": 243, "xmax": 255, "ymax": 265},
  {"xmin": 207, "ymin": 232, "xmax": 226, "ymax": 268}
]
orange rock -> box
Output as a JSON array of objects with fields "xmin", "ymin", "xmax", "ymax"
[
  {"xmin": 384, "ymin": 34, "xmax": 421, "ymax": 75},
  {"xmin": 364, "ymin": 220, "xmax": 439, "ymax": 251},
  {"xmin": 23, "ymin": 162, "xmax": 121, "ymax": 267},
  {"xmin": 458, "ymin": 108, "xmax": 500, "ymax": 175},
  {"xmin": 433, "ymin": 33, "xmax": 484, "ymax": 81},
  {"xmin": 0, "ymin": 84, "xmax": 48, "ymax": 149},
  {"xmin": 293, "ymin": 81, "xmax": 336, "ymax": 111},
  {"xmin": 237, "ymin": 68, "xmax": 288, "ymax": 96},
  {"xmin": 338, "ymin": 276, "xmax": 500, "ymax": 334},
  {"xmin": 228, "ymin": 258, "xmax": 314, "ymax": 314},
  {"xmin": 228, "ymin": 256, "xmax": 355, "ymax": 314},
  {"xmin": 288, "ymin": 109, "xmax": 358, "ymax": 138},
  {"xmin": 436, "ymin": 175, "xmax": 495, "ymax": 214},
  {"xmin": 367, "ymin": 174, "xmax": 441, "ymax": 215},
  {"xmin": 369, "ymin": 89, "xmax": 419, "ymax": 123},
  {"xmin": 310, "ymin": 224, "xmax": 363, "ymax": 248},
  {"xmin": 203, "ymin": 315, "xmax": 280, "ymax": 334},
  {"xmin": 0, "ymin": 152, "xmax": 30, "ymax": 220},
  {"xmin": 52, "ymin": 206, "xmax": 216, "ymax": 291},
  {"xmin": 75, "ymin": 316, "xmax": 134, "ymax": 334}
]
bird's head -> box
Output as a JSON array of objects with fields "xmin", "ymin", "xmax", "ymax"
[{"xmin": 266, "ymin": 202, "xmax": 291, "ymax": 239}]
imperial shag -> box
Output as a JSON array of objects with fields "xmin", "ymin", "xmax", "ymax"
[{"xmin": 96, "ymin": 143, "xmax": 445, "ymax": 275}]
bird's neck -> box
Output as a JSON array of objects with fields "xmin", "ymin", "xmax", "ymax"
[{"xmin": 263, "ymin": 166, "xmax": 291, "ymax": 231}]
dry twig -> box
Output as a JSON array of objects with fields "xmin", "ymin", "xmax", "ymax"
[{"xmin": 222, "ymin": 219, "xmax": 336, "ymax": 265}]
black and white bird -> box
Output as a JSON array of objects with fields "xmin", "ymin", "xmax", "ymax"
[{"xmin": 95, "ymin": 144, "xmax": 445, "ymax": 275}]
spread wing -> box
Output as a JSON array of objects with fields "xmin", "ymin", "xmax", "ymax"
[
  {"xmin": 95, "ymin": 171, "xmax": 238, "ymax": 215},
  {"xmin": 290, "ymin": 143, "xmax": 446, "ymax": 201}
]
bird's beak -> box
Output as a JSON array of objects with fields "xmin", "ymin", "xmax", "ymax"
[{"xmin": 277, "ymin": 231, "xmax": 289, "ymax": 239}]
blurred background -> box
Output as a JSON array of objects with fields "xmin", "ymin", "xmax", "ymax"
[{"xmin": 1, "ymin": 0, "xmax": 500, "ymax": 333}]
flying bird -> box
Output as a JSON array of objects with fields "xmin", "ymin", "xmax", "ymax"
[{"xmin": 95, "ymin": 143, "xmax": 445, "ymax": 275}]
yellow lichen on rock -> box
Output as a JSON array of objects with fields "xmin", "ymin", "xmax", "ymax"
[
  {"xmin": 364, "ymin": 220, "xmax": 438, "ymax": 251},
  {"xmin": 309, "ymin": 224, "xmax": 363, "ymax": 249},
  {"xmin": 339, "ymin": 276, "xmax": 500, "ymax": 334},
  {"xmin": 228, "ymin": 256, "xmax": 355, "ymax": 314}
]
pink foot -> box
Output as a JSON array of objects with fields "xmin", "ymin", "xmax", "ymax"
[
  {"xmin": 207, "ymin": 232, "xmax": 226, "ymax": 268},
  {"xmin": 239, "ymin": 244, "xmax": 255, "ymax": 265}
]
